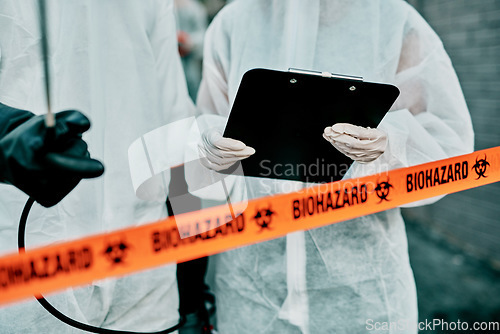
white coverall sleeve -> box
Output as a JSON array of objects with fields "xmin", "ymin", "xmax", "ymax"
[
  {"xmin": 183, "ymin": 21, "xmax": 248, "ymax": 209},
  {"xmin": 128, "ymin": 0, "xmax": 198, "ymax": 202},
  {"xmin": 349, "ymin": 12, "xmax": 474, "ymax": 207},
  {"xmin": 150, "ymin": 0, "xmax": 196, "ymax": 121},
  {"xmin": 196, "ymin": 20, "xmax": 231, "ymax": 117}
]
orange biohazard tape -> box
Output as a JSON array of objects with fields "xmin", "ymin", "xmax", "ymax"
[{"xmin": 1, "ymin": 147, "xmax": 499, "ymax": 306}]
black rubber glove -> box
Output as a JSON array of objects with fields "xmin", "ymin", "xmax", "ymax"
[{"xmin": 0, "ymin": 103, "xmax": 104, "ymax": 207}]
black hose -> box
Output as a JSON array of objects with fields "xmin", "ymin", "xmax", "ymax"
[{"xmin": 18, "ymin": 197, "xmax": 184, "ymax": 334}]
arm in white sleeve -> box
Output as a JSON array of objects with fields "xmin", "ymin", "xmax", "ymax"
[
  {"xmin": 349, "ymin": 12, "xmax": 474, "ymax": 207},
  {"xmin": 151, "ymin": 0, "xmax": 196, "ymax": 121},
  {"xmin": 128, "ymin": 0, "xmax": 197, "ymax": 202},
  {"xmin": 196, "ymin": 18, "xmax": 232, "ymax": 117},
  {"xmin": 184, "ymin": 19, "xmax": 248, "ymax": 206}
]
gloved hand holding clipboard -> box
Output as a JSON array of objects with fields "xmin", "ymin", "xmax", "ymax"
[{"xmin": 222, "ymin": 68, "xmax": 400, "ymax": 183}]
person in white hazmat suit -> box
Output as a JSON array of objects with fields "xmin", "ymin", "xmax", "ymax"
[
  {"xmin": 0, "ymin": 0, "xmax": 195, "ymax": 332},
  {"xmin": 192, "ymin": 0, "xmax": 475, "ymax": 333}
]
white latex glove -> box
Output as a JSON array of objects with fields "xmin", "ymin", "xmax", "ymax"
[
  {"xmin": 323, "ymin": 123, "xmax": 388, "ymax": 163},
  {"xmin": 198, "ymin": 128, "xmax": 255, "ymax": 171}
]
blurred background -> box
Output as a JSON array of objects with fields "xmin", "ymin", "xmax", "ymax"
[
  {"xmin": 404, "ymin": 0, "xmax": 500, "ymax": 330},
  {"xmin": 173, "ymin": 0, "xmax": 500, "ymax": 331}
]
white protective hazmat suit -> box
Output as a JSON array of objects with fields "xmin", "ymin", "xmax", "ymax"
[
  {"xmin": 194, "ymin": 0, "xmax": 474, "ymax": 333},
  {"xmin": 0, "ymin": 0, "xmax": 194, "ymax": 333}
]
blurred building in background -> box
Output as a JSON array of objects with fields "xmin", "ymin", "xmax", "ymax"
[
  {"xmin": 405, "ymin": 0, "xmax": 500, "ymax": 268},
  {"xmin": 404, "ymin": 0, "xmax": 500, "ymax": 328}
]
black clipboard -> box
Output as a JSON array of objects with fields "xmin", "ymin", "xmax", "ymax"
[{"xmin": 223, "ymin": 68, "xmax": 400, "ymax": 183}]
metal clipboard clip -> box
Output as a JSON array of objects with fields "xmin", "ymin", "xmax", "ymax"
[{"xmin": 288, "ymin": 68, "xmax": 364, "ymax": 82}]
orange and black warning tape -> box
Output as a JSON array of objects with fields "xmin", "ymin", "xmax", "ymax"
[{"xmin": 0, "ymin": 147, "xmax": 499, "ymax": 306}]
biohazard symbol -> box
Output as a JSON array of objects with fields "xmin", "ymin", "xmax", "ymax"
[
  {"xmin": 472, "ymin": 155, "xmax": 490, "ymax": 179},
  {"xmin": 375, "ymin": 179, "xmax": 393, "ymax": 203},
  {"xmin": 103, "ymin": 240, "xmax": 129, "ymax": 266},
  {"xmin": 253, "ymin": 207, "xmax": 275, "ymax": 232}
]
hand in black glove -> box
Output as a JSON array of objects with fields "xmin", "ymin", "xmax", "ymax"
[{"xmin": 0, "ymin": 103, "xmax": 104, "ymax": 207}]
